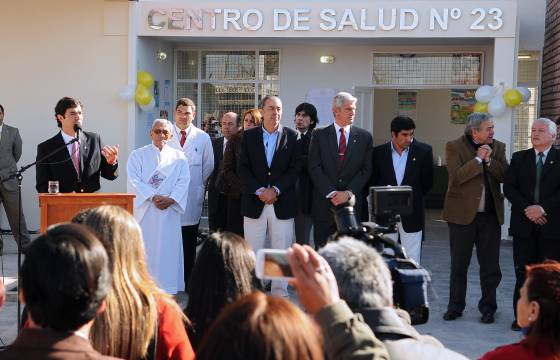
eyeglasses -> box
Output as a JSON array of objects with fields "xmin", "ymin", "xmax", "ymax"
[{"xmin": 152, "ymin": 129, "xmax": 170, "ymax": 136}]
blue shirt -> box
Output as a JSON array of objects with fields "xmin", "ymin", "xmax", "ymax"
[
  {"xmin": 391, "ymin": 140, "xmax": 410, "ymax": 186},
  {"xmin": 263, "ymin": 125, "xmax": 281, "ymax": 167}
]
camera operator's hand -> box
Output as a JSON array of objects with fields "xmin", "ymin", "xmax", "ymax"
[
  {"xmin": 330, "ymin": 191, "xmax": 351, "ymax": 206},
  {"xmin": 287, "ymin": 244, "xmax": 340, "ymax": 315}
]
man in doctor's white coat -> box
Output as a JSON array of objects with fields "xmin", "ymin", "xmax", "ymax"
[{"xmin": 168, "ymin": 98, "xmax": 214, "ymax": 291}]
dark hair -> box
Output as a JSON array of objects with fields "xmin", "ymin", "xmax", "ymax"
[
  {"xmin": 176, "ymin": 98, "xmax": 196, "ymax": 111},
  {"xmin": 185, "ymin": 232, "xmax": 258, "ymax": 349},
  {"xmin": 295, "ymin": 102, "xmax": 318, "ymax": 131},
  {"xmin": 21, "ymin": 223, "xmax": 111, "ymax": 331},
  {"xmin": 390, "ymin": 116, "xmax": 416, "ymax": 135},
  {"xmin": 197, "ymin": 292, "xmax": 323, "ymax": 360},
  {"xmin": 54, "ymin": 97, "xmax": 83, "ymax": 128},
  {"xmin": 524, "ymin": 261, "xmax": 560, "ymax": 355},
  {"xmin": 0, "ymin": 104, "xmax": 4, "ymax": 114}
]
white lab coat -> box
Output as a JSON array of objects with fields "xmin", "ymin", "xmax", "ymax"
[
  {"xmin": 127, "ymin": 144, "xmax": 190, "ymax": 294},
  {"xmin": 168, "ymin": 124, "xmax": 214, "ymax": 226}
]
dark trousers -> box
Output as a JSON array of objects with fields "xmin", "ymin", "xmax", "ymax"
[
  {"xmin": 0, "ymin": 184, "xmax": 31, "ymax": 253},
  {"xmin": 181, "ymin": 223, "xmax": 200, "ymax": 291},
  {"xmin": 295, "ymin": 212, "xmax": 313, "ymax": 246},
  {"xmin": 208, "ymin": 194, "xmax": 227, "ymax": 232},
  {"xmin": 313, "ymin": 219, "xmax": 337, "ymax": 250},
  {"xmin": 225, "ymin": 198, "xmax": 244, "ymax": 237},
  {"xmin": 448, "ymin": 212, "xmax": 502, "ymax": 314},
  {"xmin": 513, "ymin": 228, "xmax": 560, "ymax": 319}
]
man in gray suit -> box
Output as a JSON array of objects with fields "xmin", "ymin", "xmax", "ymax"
[
  {"xmin": 0, "ymin": 104, "xmax": 31, "ymax": 254},
  {"xmin": 308, "ymin": 92, "xmax": 373, "ymax": 249}
]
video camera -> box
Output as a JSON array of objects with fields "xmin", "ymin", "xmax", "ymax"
[{"xmin": 331, "ymin": 186, "xmax": 431, "ymax": 325}]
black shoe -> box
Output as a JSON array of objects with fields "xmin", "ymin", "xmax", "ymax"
[
  {"xmin": 443, "ymin": 310, "xmax": 462, "ymax": 321},
  {"xmin": 481, "ymin": 312, "xmax": 495, "ymax": 324},
  {"xmin": 511, "ymin": 320, "xmax": 521, "ymax": 331}
]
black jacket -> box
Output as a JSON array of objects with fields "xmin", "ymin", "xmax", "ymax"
[
  {"xmin": 35, "ymin": 131, "xmax": 118, "ymax": 193},
  {"xmin": 238, "ymin": 126, "xmax": 300, "ymax": 220}
]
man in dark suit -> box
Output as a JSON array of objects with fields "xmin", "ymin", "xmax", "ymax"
[
  {"xmin": 238, "ymin": 95, "xmax": 299, "ymax": 297},
  {"xmin": 308, "ymin": 92, "xmax": 373, "ymax": 249},
  {"xmin": 207, "ymin": 112, "xmax": 240, "ymax": 232},
  {"xmin": 504, "ymin": 117, "xmax": 560, "ymax": 331},
  {"xmin": 1, "ymin": 223, "xmax": 119, "ymax": 359},
  {"xmin": 442, "ymin": 112, "xmax": 508, "ymax": 324},
  {"xmin": 371, "ymin": 116, "xmax": 433, "ymax": 264},
  {"xmin": 36, "ymin": 97, "xmax": 119, "ymax": 193},
  {"xmin": 293, "ymin": 102, "xmax": 318, "ymax": 246},
  {"xmin": 0, "ymin": 104, "xmax": 30, "ymax": 253}
]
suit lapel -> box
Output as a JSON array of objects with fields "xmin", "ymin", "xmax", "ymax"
[
  {"xmin": 542, "ymin": 148, "xmax": 557, "ymax": 177},
  {"xmin": 270, "ymin": 127, "xmax": 287, "ymax": 169},
  {"xmin": 527, "ymin": 149, "xmax": 537, "ymax": 189},
  {"xmin": 383, "ymin": 143, "xmax": 398, "ymax": 185},
  {"xmin": 341, "ymin": 127, "xmax": 359, "ymax": 168},
  {"xmin": 217, "ymin": 137, "xmax": 224, "ymax": 162},
  {"xmin": 402, "ymin": 142, "xmax": 416, "ymax": 185},
  {"xmin": 327, "ymin": 125, "xmax": 339, "ymax": 165},
  {"xmin": 0, "ymin": 126, "xmax": 8, "ymax": 148},
  {"xmin": 255, "ymin": 127, "xmax": 268, "ymax": 169},
  {"xmin": 79, "ymin": 131, "xmax": 88, "ymax": 177}
]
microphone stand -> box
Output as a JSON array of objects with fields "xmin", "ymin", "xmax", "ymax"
[{"xmin": 0, "ymin": 136, "xmax": 78, "ymax": 332}]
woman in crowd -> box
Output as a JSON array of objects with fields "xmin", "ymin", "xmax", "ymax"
[
  {"xmin": 196, "ymin": 292, "xmax": 324, "ymax": 360},
  {"xmin": 185, "ymin": 231, "xmax": 260, "ymax": 349},
  {"xmin": 79, "ymin": 205, "xmax": 194, "ymax": 360},
  {"xmin": 218, "ymin": 108, "xmax": 263, "ymax": 236},
  {"xmin": 480, "ymin": 261, "xmax": 560, "ymax": 360}
]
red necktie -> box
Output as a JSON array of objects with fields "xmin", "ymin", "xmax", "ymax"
[
  {"xmin": 338, "ymin": 128, "xmax": 347, "ymax": 162},
  {"xmin": 71, "ymin": 141, "xmax": 80, "ymax": 176},
  {"xmin": 180, "ymin": 130, "xmax": 186, "ymax": 147}
]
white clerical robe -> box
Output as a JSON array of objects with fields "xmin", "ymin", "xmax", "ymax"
[{"xmin": 127, "ymin": 144, "xmax": 190, "ymax": 294}]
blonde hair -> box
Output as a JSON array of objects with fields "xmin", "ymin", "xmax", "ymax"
[
  {"xmin": 242, "ymin": 108, "xmax": 263, "ymax": 127},
  {"xmin": 81, "ymin": 206, "xmax": 187, "ymax": 359}
]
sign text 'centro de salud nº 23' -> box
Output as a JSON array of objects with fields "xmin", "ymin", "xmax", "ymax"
[{"xmin": 140, "ymin": 1, "xmax": 517, "ymax": 37}]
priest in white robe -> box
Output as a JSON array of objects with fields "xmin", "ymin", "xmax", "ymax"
[{"xmin": 127, "ymin": 119, "xmax": 190, "ymax": 294}]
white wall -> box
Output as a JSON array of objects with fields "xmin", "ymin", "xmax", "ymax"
[{"xmin": 0, "ymin": 0, "xmax": 129, "ymax": 230}]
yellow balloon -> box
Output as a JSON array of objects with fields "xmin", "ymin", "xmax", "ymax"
[
  {"xmin": 135, "ymin": 85, "xmax": 152, "ymax": 106},
  {"xmin": 503, "ymin": 89, "xmax": 522, "ymax": 107},
  {"xmin": 473, "ymin": 102, "xmax": 489, "ymax": 113},
  {"xmin": 137, "ymin": 71, "xmax": 155, "ymax": 88}
]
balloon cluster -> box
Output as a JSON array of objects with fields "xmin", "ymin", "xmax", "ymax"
[
  {"xmin": 118, "ymin": 71, "xmax": 156, "ymax": 112},
  {"xmin": 474, "ymin": 85, "xmax": 531, "ymax": 117}
]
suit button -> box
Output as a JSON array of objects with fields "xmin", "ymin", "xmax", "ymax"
[
  {"xmin": 338, "ymin": 179, "xmax": 343, "ymax": 183},
  {"xmin": 81, "ymin": 189, "xmax": 84, "ymax": 193},
  {"xmin": 267, "ymin": 172, "xmax": 271, "ymax": 176}
]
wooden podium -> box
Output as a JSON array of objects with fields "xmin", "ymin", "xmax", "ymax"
[{"xmin": 38, "ymin": 193, "xmax": 135, "ymax": 233}]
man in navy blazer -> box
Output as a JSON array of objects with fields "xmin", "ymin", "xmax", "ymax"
[
  {"xmin": 308, "ymin": 92, "xmax": 373, "ymax": 249},
  {"xmin": 370, "ymin": 116, "xmax": 433, "ymax": 264},
  {"xmin": 504, "ymin": 117, "xmax": 560, "ymax": 331},
  {"xmin": 238, "ymin": 95, "xmax": 299, "ymax": 296},
  {"xmin": 36, "ymin": 97, "xmax": 119, "ymax": 193}
]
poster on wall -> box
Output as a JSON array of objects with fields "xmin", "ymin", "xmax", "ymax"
[
  {"xmin": 397, "ymin": 91, "xmax": 417, "ymax": 120},
  {"xmin": 450, "ymin": 89, "xmax": 476, "ymax": 124}
]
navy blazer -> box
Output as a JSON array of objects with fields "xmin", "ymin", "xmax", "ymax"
[
  {"xmin": 504, "ymin": 147, "xmax": 560, "ymax": 237},
  {"xmin": 370, "ymin": 140, "xmax": 433, "ymax": 232},
  {"xmin": 238, "ymin": 126, "xmax": 300, "ymax": 220},
  {"xmin": 35, "ymin": 131, "xmax": 118, "ymax": 193}
]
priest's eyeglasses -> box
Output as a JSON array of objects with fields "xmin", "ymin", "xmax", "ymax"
[{"xmin": 152, "ymin": 129, "xmax": 170, "ymax": 136}]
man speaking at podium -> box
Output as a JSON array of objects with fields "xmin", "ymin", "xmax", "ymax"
[{"xmin": 36, "ymin": 97, "xmax": 119, "ymax": 193}]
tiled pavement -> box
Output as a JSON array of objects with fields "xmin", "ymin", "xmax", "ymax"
[{"xmin": 0, "ymin": 210, "xmax": 520, "ymax": 358}]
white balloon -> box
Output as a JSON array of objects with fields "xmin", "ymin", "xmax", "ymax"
[
  {"xmin": 118, "ymin": 85, "xmax": 135, "ymax": 102},
  {"xmin": 488, "ymin": 96, "xmax": 507, "ymax": 117},
  {"xmin": 515, "ymin": 87, "xmax": 531, "ymax": 102},
  {"xmin": 475, "ymin": 86, "xmax": 496, "ymax": 103},
  {"xmin": 139, "ymin": 97, "xmax": 156, "ymax": 111}
]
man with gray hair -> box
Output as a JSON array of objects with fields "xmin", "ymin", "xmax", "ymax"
[
  {"xmin": 442, "ymin": 112, "xmax": 508, "ymax": 324},
  {"xmin": 309, "ymin": 92, "xmax": 373, "ymax": 248},
  {"xmin": 504, "ymin": 117, "xmax": 560, "ymax": 331},
  {"xmin": 319, "ymin": 237, "xmax": 468, "ymax": 360},
  {"xmin": 127, "ymin": 118, "xmax": 190, "ymax": 294}
]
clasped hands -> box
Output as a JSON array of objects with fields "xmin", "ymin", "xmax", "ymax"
[
  {"xmin": 524, "ymin": 205, "xmax": 547, "ymax": 226},
  {"xmin": 476, "ymin": 145, "xmax": 492, "ymax": 163},
  {"xmin": 152, "ymin": 195, "xmax": 175, "ymax": 210},
  {"xmin": 258, "ymin": 188, "xmax": 277, "ymax": 205},
  {"xmin": 330, "ymin": 190, "xmax": 351, "ymax": 206}
]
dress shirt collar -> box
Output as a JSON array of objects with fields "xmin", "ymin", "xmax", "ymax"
[
  {"xmin": 262, "ymin": 123, "xmax": 282, "ymax": 135},
  {"xmin": 390, "ymin": 139, "xmax": 411, "ymax": 156},
  {"xmin": 60, "ymin": 130, "xmax": 77, "ymax": 143},
  {"xmin": 333, "ymin": 122, "xmax": 351, "ymax": 136},
  {"xmin": 534, "ymin": 146, "xmax": 551, "ymax": 160}
]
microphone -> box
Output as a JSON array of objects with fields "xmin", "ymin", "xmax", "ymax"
[{"xmin": 73, "ymin": 124, "xmax": 81, "ymax": 143}]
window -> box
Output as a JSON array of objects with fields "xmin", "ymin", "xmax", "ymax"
[
  {"xmin": 513, "ymin": 53, "xmax": 540, "ymax": 152},
  {"xmin": 372, "ymin": 53, "xmax": 483, "ymax": 87},
  {"xmin": 176, "ymin": 49, "xmax": 279, "ymax": 137}
]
